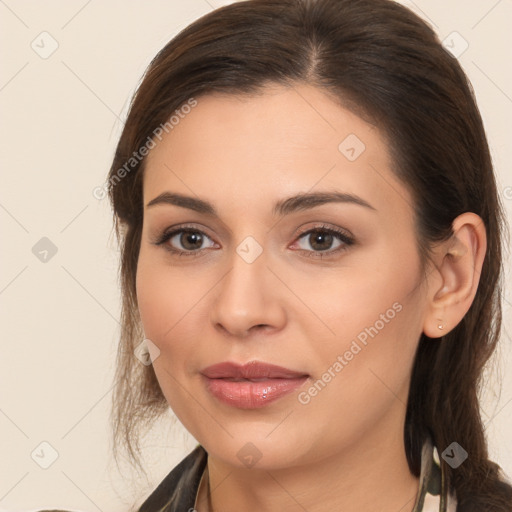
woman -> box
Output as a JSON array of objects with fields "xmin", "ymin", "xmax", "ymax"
[{"xmin": 104, "ymin": 0, "xmax": 512, "ymax": 510}]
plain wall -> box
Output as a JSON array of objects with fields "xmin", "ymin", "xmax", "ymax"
[{"xmin": 1, "ymin": 0, "xmax": 511, "ymax": 510}]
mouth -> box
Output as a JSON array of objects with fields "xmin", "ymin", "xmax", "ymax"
[
  {"xmin": 200, "ymin": 360, "xmax": 308, "ymax": 380},
  {"xmin": 200, "ymin": 361, "xmax": 309, "ymax": 409}
]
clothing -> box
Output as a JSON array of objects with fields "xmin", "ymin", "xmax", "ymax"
[{"xmin": 137, "ymin": 437, "xmax": 457, "ymax": 511}]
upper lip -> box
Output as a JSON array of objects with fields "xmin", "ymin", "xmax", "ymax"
[{"xmin": 201, "ymin": 361, "xmax": 308, "ymax": 379}]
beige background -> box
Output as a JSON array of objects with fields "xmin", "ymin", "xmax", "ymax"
[{"xmin": 0, "ymin": 0, "xmax": 511, "ymax": 510}]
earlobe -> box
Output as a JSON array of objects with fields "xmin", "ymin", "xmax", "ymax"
[{"xmin": 422, "ymin": 212, "xmax": 487, "ymax": 339}]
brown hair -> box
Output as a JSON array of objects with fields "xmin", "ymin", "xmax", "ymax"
[{"xmin": 107, "ymin": 0, "xmax": 512, "ymax": 508}]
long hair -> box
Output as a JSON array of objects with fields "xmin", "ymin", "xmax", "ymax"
[{"xmin": 107, "ymin": 0, "xmax": 512, "ymax": 508}]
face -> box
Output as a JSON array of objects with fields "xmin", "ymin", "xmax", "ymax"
[{"xmin": 136, "ymin": 83, "xmax": 429, "ymax": 470}]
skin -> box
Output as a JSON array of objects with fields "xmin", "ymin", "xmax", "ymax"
[{"xmin": 136, "ymin": 83, "xmax": 486, "ymax": 512}]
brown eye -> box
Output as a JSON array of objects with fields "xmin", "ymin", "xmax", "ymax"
[
  {"xmin": 296, "ymin": 228, "xmax": 352, "ymax": 252},
  {"xmin": 304, "ymin": 231, "xmax": 336, "ymax": 251},
  {"xmin": 291, "ymin": 225, "xmax": 355, "ymax": 259},
  {"xmin": 178, "ymin": 230, "xmax": 204, "ymax": 251},
  {"xmin": 155, "ymin": 227, "xmax": 216, "ymax": 256}
]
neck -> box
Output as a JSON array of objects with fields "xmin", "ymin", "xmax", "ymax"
[{"xmin": 196, "ymin": 416, "xmax": 419, "ymax": 512}]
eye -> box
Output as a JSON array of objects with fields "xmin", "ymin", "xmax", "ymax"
[
  {"xmin": 153, "ymin": 223, "xmax": 354, "ymax": 259},
  {"xmin": 291, "ymin": 224, "xmax": 354, "ymax": 258},
  {"xmin": 154, "ymin": 225, "xmax": 216, "ymax": 257}
]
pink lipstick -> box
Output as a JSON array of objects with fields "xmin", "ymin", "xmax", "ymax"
[{"xmin": 201, "ymin": 361, "xmax": 309, "ymax": 409}]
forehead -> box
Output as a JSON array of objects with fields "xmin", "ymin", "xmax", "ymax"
[{"xmin": 142, "ymin": 83, "xmax": 412, "ymax": 219}]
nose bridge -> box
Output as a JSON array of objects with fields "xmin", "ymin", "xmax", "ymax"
[{"xmin": 210, "ymin": 238, "xmax": 285, "ymax": 336}]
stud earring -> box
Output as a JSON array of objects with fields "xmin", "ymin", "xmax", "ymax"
[{"xmin": 437, "ymin": 323, "xmax": 444, "ymax": 330}]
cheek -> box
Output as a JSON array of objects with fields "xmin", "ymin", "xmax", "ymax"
[
  {"xmin": 292, "ymin": 279, "xmax": 423, "ymax": 453},
  {"xmin": 136, "ymin": 260, "xmax": 173, "ymax": 341},
  {"xmin": 135, "ymin": 253, "xmax": 201, "ymax": 418},
  {"xmin": 295, "ymin": 248, "xmax": 424, "ymax": 400},
  {"xmin": 135, "ymin": 249, "xmax": 217, "ymax": 391},
  {"xmin": 291, "ymin": 252, "xmax": 423, "ymax": 355},
  {"xmin": 136, "ymin": 250, "xmax": 198, "ymax": 345}
]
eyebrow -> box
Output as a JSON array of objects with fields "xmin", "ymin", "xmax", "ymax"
[{"xmin": 146, "ymin": 190, "xmax": 376, "ymax": 216}]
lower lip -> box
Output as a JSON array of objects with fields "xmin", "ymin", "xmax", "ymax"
[{"xmin": 202, "ymin": 376, "xmax": 309, "ymax": 409}]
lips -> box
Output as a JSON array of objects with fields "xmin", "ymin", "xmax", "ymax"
[
  {"xmin": 201, "ymin": 360, "xmax": 309, "ymax": 409},
  {"xmin": 201, "ymin": 360, "xmax": 308, "ymax": 380}
]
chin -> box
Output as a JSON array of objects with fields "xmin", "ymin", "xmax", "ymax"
[{"xmin": 202, "ymin": 431, "xmax": 313, "ymax": 470}]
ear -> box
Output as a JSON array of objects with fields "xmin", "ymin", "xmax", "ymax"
[{"xmin": 422, "ymin": 212, "xmax": 487, "ymax": 339}]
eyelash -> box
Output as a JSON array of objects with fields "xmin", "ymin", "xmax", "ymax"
[{"xmin": 153, "ymin": 223, "xmax": 355, "ymax": 260}]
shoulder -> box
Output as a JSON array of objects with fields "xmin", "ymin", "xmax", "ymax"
[
  {"xmin": 29, "ymin": 446, "xmax": 207, "ymax": 512},
  {"xmin": 137, "ymin": 444, "xmax": 208, "ymax": 512}
]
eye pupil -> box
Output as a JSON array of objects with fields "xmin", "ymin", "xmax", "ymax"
[
  {"xmin": 181, "ymin": 231, "xmax": 203, "ymax": 250},
  {"xmin": 310, "ymin": 231, "xmax": 333, "ymax": 251}
]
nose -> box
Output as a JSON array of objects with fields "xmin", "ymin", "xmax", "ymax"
[{"xmin": 209, "ymin": 246, "xmax": 287, "ymax": 339}]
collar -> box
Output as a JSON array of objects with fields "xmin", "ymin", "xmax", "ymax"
[{"xmin": 411, "ymin": 437, "xmax": 457, "ymax": 512}]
